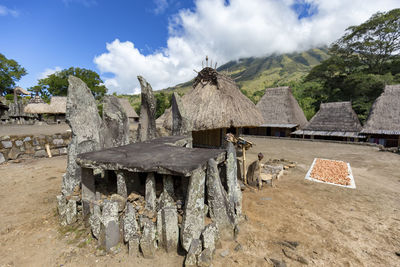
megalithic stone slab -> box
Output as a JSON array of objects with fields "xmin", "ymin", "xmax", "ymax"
[
  {"xmin": 137, "ymin": 76, "xmax": 156, "ymax": 142},
  {"xmin": 163, "ymin": 175, "xmax": 175, "ymax": 198},
  {"xmin": 139, "ymin": 218, "xmax": 157, "ymax": 259},
  {"xmin": 206, "ymin": 159, "xmax": 236, "ymax": 238},
  {"xmin": 81, "ymin": 167, "xmax": 95, "ymax": 221},
  {"xmin": 145, "ymin": 173, "xmax": 156, "ymax": 211},
  {"xmin": 89, "ymin": 203, "xmax": 101, "ymax": 239},
  {"xmin": 116, "ymin": 171, "xmax": 128, "ymax": 198},
  {"xmin": 201, "ymin": 222, "xmax": 220, "ymax": 253},
  {"xmin": 161, "ymin": 207, "xmax": 179, "ymax": 253},
  {"xmin": 63, "ymin": 76, "xmax": 104, "ymax": 195},
  {"xmin": 171, "ymin": 92, "xmax": 192, "ymax": 136},
  {"xmin": 123, "ymin": 202, "xmax": 139, "ymax": 243},
  {"xmin": 226, "ymin": 142, "xmax": 242, "ymax": 218},
  {"xmin": 181, "ymin": 168, "xmax": 205, "ymax": 252},
  {"xmin": 100, "ymin": 200, "xmax": 120, "ymax": 251},
  {"xmin": 102, "ymin": 95, "xmax": 130, "ymax": 148}
]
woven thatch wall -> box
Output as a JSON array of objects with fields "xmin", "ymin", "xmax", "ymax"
[
  {"xmin": 256, "ymin": 86, "xmax": 307, "ymax": 127},
  {"xmin": 303, "ymin": 101, "xmax": 362, "ymax": 132},
  {"xmin": 118, "ymin": 98, "xmax": 138, "ymax": 119},
  {"xmin": 161, "ymin": 67, "xmax": 263, "ymax": 131},
  {"xmin": 361, "ymin": 84, "xmax": 400, "ymax": 135}
]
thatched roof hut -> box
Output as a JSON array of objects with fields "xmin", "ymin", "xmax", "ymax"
[
  {"xmin": 292, "ymin": 101, "xmax": 363, "ymax": 139},
  {"xmin": 24, "ymin": 96, "xmax": 66, "ymax": 114},
  {"xmin": 118, "ymin": 98, "xmax": 139, "ymax": 121},
  {"xmin": 161, "ymin": 67, "xmax": 263, "ymax": 131},
  {"xmin": 256, "ymin": 86, "xmax": 307, "ymax": 128},
  {"xmin": 14, "ymin": 86, "xmax": 30, "ymax": 95},
  {"xmin": 361, "ymin": 85, "xmax": 400, "ymax": 135}
]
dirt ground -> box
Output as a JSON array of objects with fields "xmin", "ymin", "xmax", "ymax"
[
  {"xmin": 0, "ymin": 124, "xmax": 70, "ymax": 136},
  {"xmin": 0, "ymin": 137, "xmax": 399, "ymax": 266}
]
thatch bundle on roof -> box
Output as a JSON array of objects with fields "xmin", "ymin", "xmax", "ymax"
[
  {"xmin": 361, "ymin": 84, "xmax": 400, "ymax": 135},
  {"xmin": 293, "ymin": 101, "xmax": 363, "ymax": 139},
  {"xmin": 24, "ymin": 96, "xmax": 66, "ymax": 114},
  {"xmin": 118, "ymin": 98, "xmax": 139, "ymax": 121},
  {"xmin": 161, "ymin": 67, "xmax": 263, "ymax": 131}
]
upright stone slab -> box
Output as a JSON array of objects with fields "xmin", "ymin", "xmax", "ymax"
[
  {"xmin": 145, "ymin": 173, "xmax": 156, "ymax": 211},
  {"xmin": 181, "ymin": 168, "xmax": 205, "ymax": 252},
  {"xmin": 89, "ymin": 204, "xmax": 101, "ymax": 239},
  {"xmin": 226, "ymin": 142, "xmax": 242, "ymax": 217},
  {"xmin": 63, "ymin": 76, "xmax": 104, "ymax": 195},
  {"xmin": 185, "ymin": 239, "xmax": 202, "ymax": 267},
  {"xmin": 136, "ymin": 76, "xmax": 156, "ymax": 142},
  {"xmin": 100, "ymin": 200, "xmax": 120, "ymax": 251},
  {"xmin": 161, "ymin": 207, "xmax": 179, "ymax": 253},
  {"xmin": 171, "ymin": 92, "xmax": 192, "ymax": 138},
  {"xmin": 102, "ymin": 95, "xmax": 130, "ymax": 148},
  {"xmin": 163, "ymin": 175, "xmax": 175, "ymax": 198},
  {"xmin": 123, "ymin": 203, "xmax": 139, "ymax": 243},
  {"xmin": 139, "ymin": 218, "xmax": 157, "ymax": 259},
  {"xmin": 207, "ymin": 159, "xmax": 236, "ymax": 238},
  {"xmin": 116, "ymin": 171, "xmax": 128, "ymax": 198},
  {"xmin": 81, "ymin": 167, "xmax": 95, "ymax": 220},
  {"xmin": 201, "ymin": 222, "xmax": 220, "ymax": 253}
]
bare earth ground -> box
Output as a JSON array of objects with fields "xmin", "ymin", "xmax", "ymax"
[
  {"xmin": 0, "ymin": 137, "xmax": 399, "ymax": 266},
  {"xmin": 0, "ymin": 124, "xmax": 70, "ymax": 136}
]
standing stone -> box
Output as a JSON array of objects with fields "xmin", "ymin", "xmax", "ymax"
[
  {"xmin": 0, "ymin": 153, "xmax": 5, "ymax": 164},
  {"xmin": 145, "ymin": 173, "xmax": 156, "ymax": 211},
  {"xmin": 181, "ymin": 168, "xmax": 205, "ymax": 252},
  {"xmin": 198, "ymin": 248, "xmax": 213, "ymax": 267},
  {"xmin": 116, "ymin": 171, "xmax": 128, "ymax": 198},
  {"xmin": 89, "ymin": 204, "xmax": 101, "ymax": 239},
  {"xmin": 56, "ymin": 195, "xmax": 67, "ymax": 226},
  {"xmin": 207, "ymin": 159, "xmax": 236, "ymax": 237},
  {"xmin": 171, "ymin": 92, "xmax": 192, "ymax": 137},
  {"xmin": 226, "ymin": 142, "xmax": 242, "ymax": 218},
  {"xmin": 100, "ymin": 200, "xmax": 120, "ymax": 251},
  {"xmin": 63, "ymin": 76, "xmax": 104, "ymax": 195},
  {"xmin": 201, "ymin": 222, "xmax": 220, "ymax": 253},
  {"xmin": 184, "ymin": 239, "xmax": 202, "ymax": 267},
  {"xmin": 139, "ymin": 218, "xmax": 157, "ymax": 259},
  {"xmin": 129, "ymin": 236, "xmax": 140, "ymax": 257},
  {"xmin": 136, "ymin": 76, "xmax": 156, "ymax": 142},
  {"xmin": 123, "ymin": 203, "xmax": 139, "ymax": 243},
  {"xmin": 65, "ymin": 199, "xmax": 77, "ymax": 225},
  {"xmin": 156, "ymin": 209, "xmax": 163, "ymax": 246},
  {"xmin": 102, "ymin": 95, "xmax": 130, "ymax": 148},
  {"xmin": 163, "ymin": 175, "xmax": 175, "ymax": 198},
  {"xmin": 161, "ymin": 207, "xmax": 179, "ymax": 253},
  {"xmin": 81, "ymin": 167, "xmax": 95, "ymax": 220}
]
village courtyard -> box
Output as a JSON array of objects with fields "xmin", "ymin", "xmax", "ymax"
[{"xmin": 0, "ymin": 136, "xmax": 398, "ymax": 267}]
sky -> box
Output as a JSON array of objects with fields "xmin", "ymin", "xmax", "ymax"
[{"xmin": 1, "ymin": 0, "xmax": 399, "ymax": 95}]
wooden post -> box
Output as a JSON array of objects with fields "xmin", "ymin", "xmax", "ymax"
[
  {"xmin": 258, "ymin": 160, "xmax": 262, "ymax": 190},
  {"xmin": 242, "ymin": 146, "xmax": 247, "ymax": 185},
  {"xmin": 45, "ymin": 144, "xmax": 52, "ymax": 158}
]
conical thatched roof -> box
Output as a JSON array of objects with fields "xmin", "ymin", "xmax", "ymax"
[
  {"xmin": 160, "ymin": 67, "xmax": 263, "ymax": 131},
  {"xmin": 361, "ymin": 84, "xmax": 400, "ymax": 135},
  {"xmin": 24, "ymin": 96, "xmax": 66, "ymax": 114},
  {"xmin": 256, "ymin": 86, "xmax": 307, "ymax": 128},
  {"xmin": 118, "ymin": 98, "xmax": 138, "ymax": 118},
  {"xmin": 14, "ymin": 86, "xmax": 30, "ymax": 95},
  {"xmin": 293, "ymin": 101, "xmax": 362, "ymax": 137}
]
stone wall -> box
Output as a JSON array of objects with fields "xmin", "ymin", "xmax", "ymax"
[{"xmin": 0, "ymin": 132, "xmax": 71, "ymax": 164}]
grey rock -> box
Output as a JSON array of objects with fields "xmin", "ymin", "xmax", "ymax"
[
  {"xmin": 34, "ymin": 149, "xmax": 47, "ymax": 158},
  {"xmin": 136, "ymin": 76, "xmax": 157, "ymax": 142},
  {"xmin": 185, "ymin": 239, "xmax": 202, "ymax": 267},
  {"xmin": 53, "ymin": 139, "xmax": 64, "ymax": 146},
  {"xmin": 110, "ymin": 193, "xmax": 126, "ymax": 212},
  {"xmin": 63, "ymin": 76, "xmax": 104, "ymax": 195},
  {"xmin": 1, "ymin": 136, "xmax": 10, "ymax": 141},
  {"xmin": 65, "ymin": 199, "xmax": 77, "ymax": 225},
  {"xmin": 116, "ymin": 171, "xmax": 128, "ymax": 198},
  {"xmin": 161, "ymin": 207, "xmax": 179, "ymax": 253},
  {"xmin": 123, "ymin": 203, "xmax": 139, "ymax": 242},
  {"xmin": 156, "ymin": 209, "xmax": 163, "ymax": 246},
  {"xmin": 201, "ymin": 222, "xmax": 219, "ymax": 253},
  {"xmin": 1, "ymin": 141, "xmax": 12, "ymax": 148},
  {"xmin": 89, "ymin": 204, "xmax": 101, "ymax": 239},
  {"xmin": 181, "ymin": 168, "xmax": 205, "ymax": 252},
  {"xmin": 171, "ymin": 92, "xmax": 192, "ymax": 136},
  {"xmin": 220, "ymin": 249, "xmax": 229, "ymax": 257},
  {"xmin": 269, "ymin": 258, "xmax": 287, "ymax": 267},
  {"xmin": 101, "ymin": 200, "xmax": 119, "ymax": 225},
  {"xmin": 15, "ymin": 140, "xmax": 23, "ymax": 147},
  {"xmin": 206, "ymin": 159, "xmax": 236, "ymax": 237},
  {"xmin": 59, "ymin": 147, "xmax": 68, "ymax": 155},
  {"xmin": 8, "ymin": 147, "xmax": 21, "ymax": 160},
  {"xmin": 102, "ymin": 95, "xmax": 130, "ymax": 148},
  {"xmin": 198, "ymin": 248, "xmax": 213, "ymax": 267},
  {"xmin": 56, "ymin": 195, "xmax": 67, "ymax": 226},
  {"xmin": 145, "ymin": 173, "xmax": 156, "ymax": 211},
  {"xmin": 163, "ymin": 175, "xmax": 175, "ymax": 198},
  {"xmin": 0, "ymin": 153, "xmax": 5, "ymax": 164},
  {"xmin": 226, "ymin": 142, "xmax": 242, "ymax": 218},
  {"xmin": 139, "ymin": 218, "xmax": 156, "ymax": 259},
  {"xmin": 23, "ymin": 136, "xmax": 31, "ymax": 142},
  {"xmin": 282, "ymin": 248, "xmax": 308, "ymax": 265},
  {"xmin": 100, "ymin": 201, "xmax": 120, "ymax": 251},
  {"xmin": 234, "ymin": 243, "xmax": 242, "ymax": 252},
  {"xmin": 128, "ymin": 236, "xmax": 140, "ymax": 257}
]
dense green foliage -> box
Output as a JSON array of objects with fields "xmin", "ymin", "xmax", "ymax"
[
  {"xmin": 301, "ymin": 9, "xmax": 400, "ymax": 122},
  {"xmin": 31, "ymin": 67, "xmax": 107, "ymax": 100},
  {"xmin": 0, "ymin": 53, "xmax": 27, "ymax": 95}
]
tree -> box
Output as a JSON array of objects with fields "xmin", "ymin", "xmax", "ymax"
[
  {"xmin": 0, "ymin": 53, "xmax": 27, "ymax": 95},
  {"xmin": 34, "ymin": 67, "xmax": 107, "ymax": 99}
]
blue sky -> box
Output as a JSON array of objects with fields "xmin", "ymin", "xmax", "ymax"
[{"xmin": 1, "ymin": 0, "xmax": 399, "ymax": 94}]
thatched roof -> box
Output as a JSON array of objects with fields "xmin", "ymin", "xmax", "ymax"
[
  {"xmin": 118, "ymin": 98, "xmax": 138, "ymax": 118},
  {"xmin": 256, "ymin": 86, "xmax": 307, "ymax": 128},
  {"xmin": 14, "ymin": 86, "xmax": 30, "ymax": 95},
  {"xmin": 361, "ymin": 84, "xmax": 400, "ymax": 135},
  {"xmin": 160, "ymin": 67, "xmax": 264, "ymax": 131},
  {"xmin": 293, "ymin": 101, "xmax": 362, "ymax": 137},
  {"xmin": 24, "ymin": 96, "xmax": 66, "ymax": 114}
]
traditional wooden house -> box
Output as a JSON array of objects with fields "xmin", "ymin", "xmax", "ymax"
[
  {"xmin": 24, "ymin": 96, "xmax": 67, "ymax": 123},
  {"xmin": 292, "ymin": 101, "xmax": 364, "ymax": 141},
  {"xmin": 159, "ymin": 67, "xmax": 264, "ymax": 147},
  {"xmin": 118, "ymin": 98, "xmax": 139, "ymax": 123},
  {"xmin": 361, "ymin": 84, "xmax": 400, "ymax": 147},
  {"xmin": 244, "ymin": 86, "xmax": 307, "ymax": 137}
]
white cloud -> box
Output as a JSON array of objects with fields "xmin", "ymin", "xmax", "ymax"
[
  {"xmin": 39, "ymin": 66, "xmax": 62, "ymax": 79},
  {"xmin": 0, "ymin": 5, "xmax": 19, "ymax": 17},
  {"xmin": 153, "ymin": 0, "xmax": 169, "ymax": 14},
  {"xmin": 94, "ymin": 0, "xmax": 400, "ymax": 94}
]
